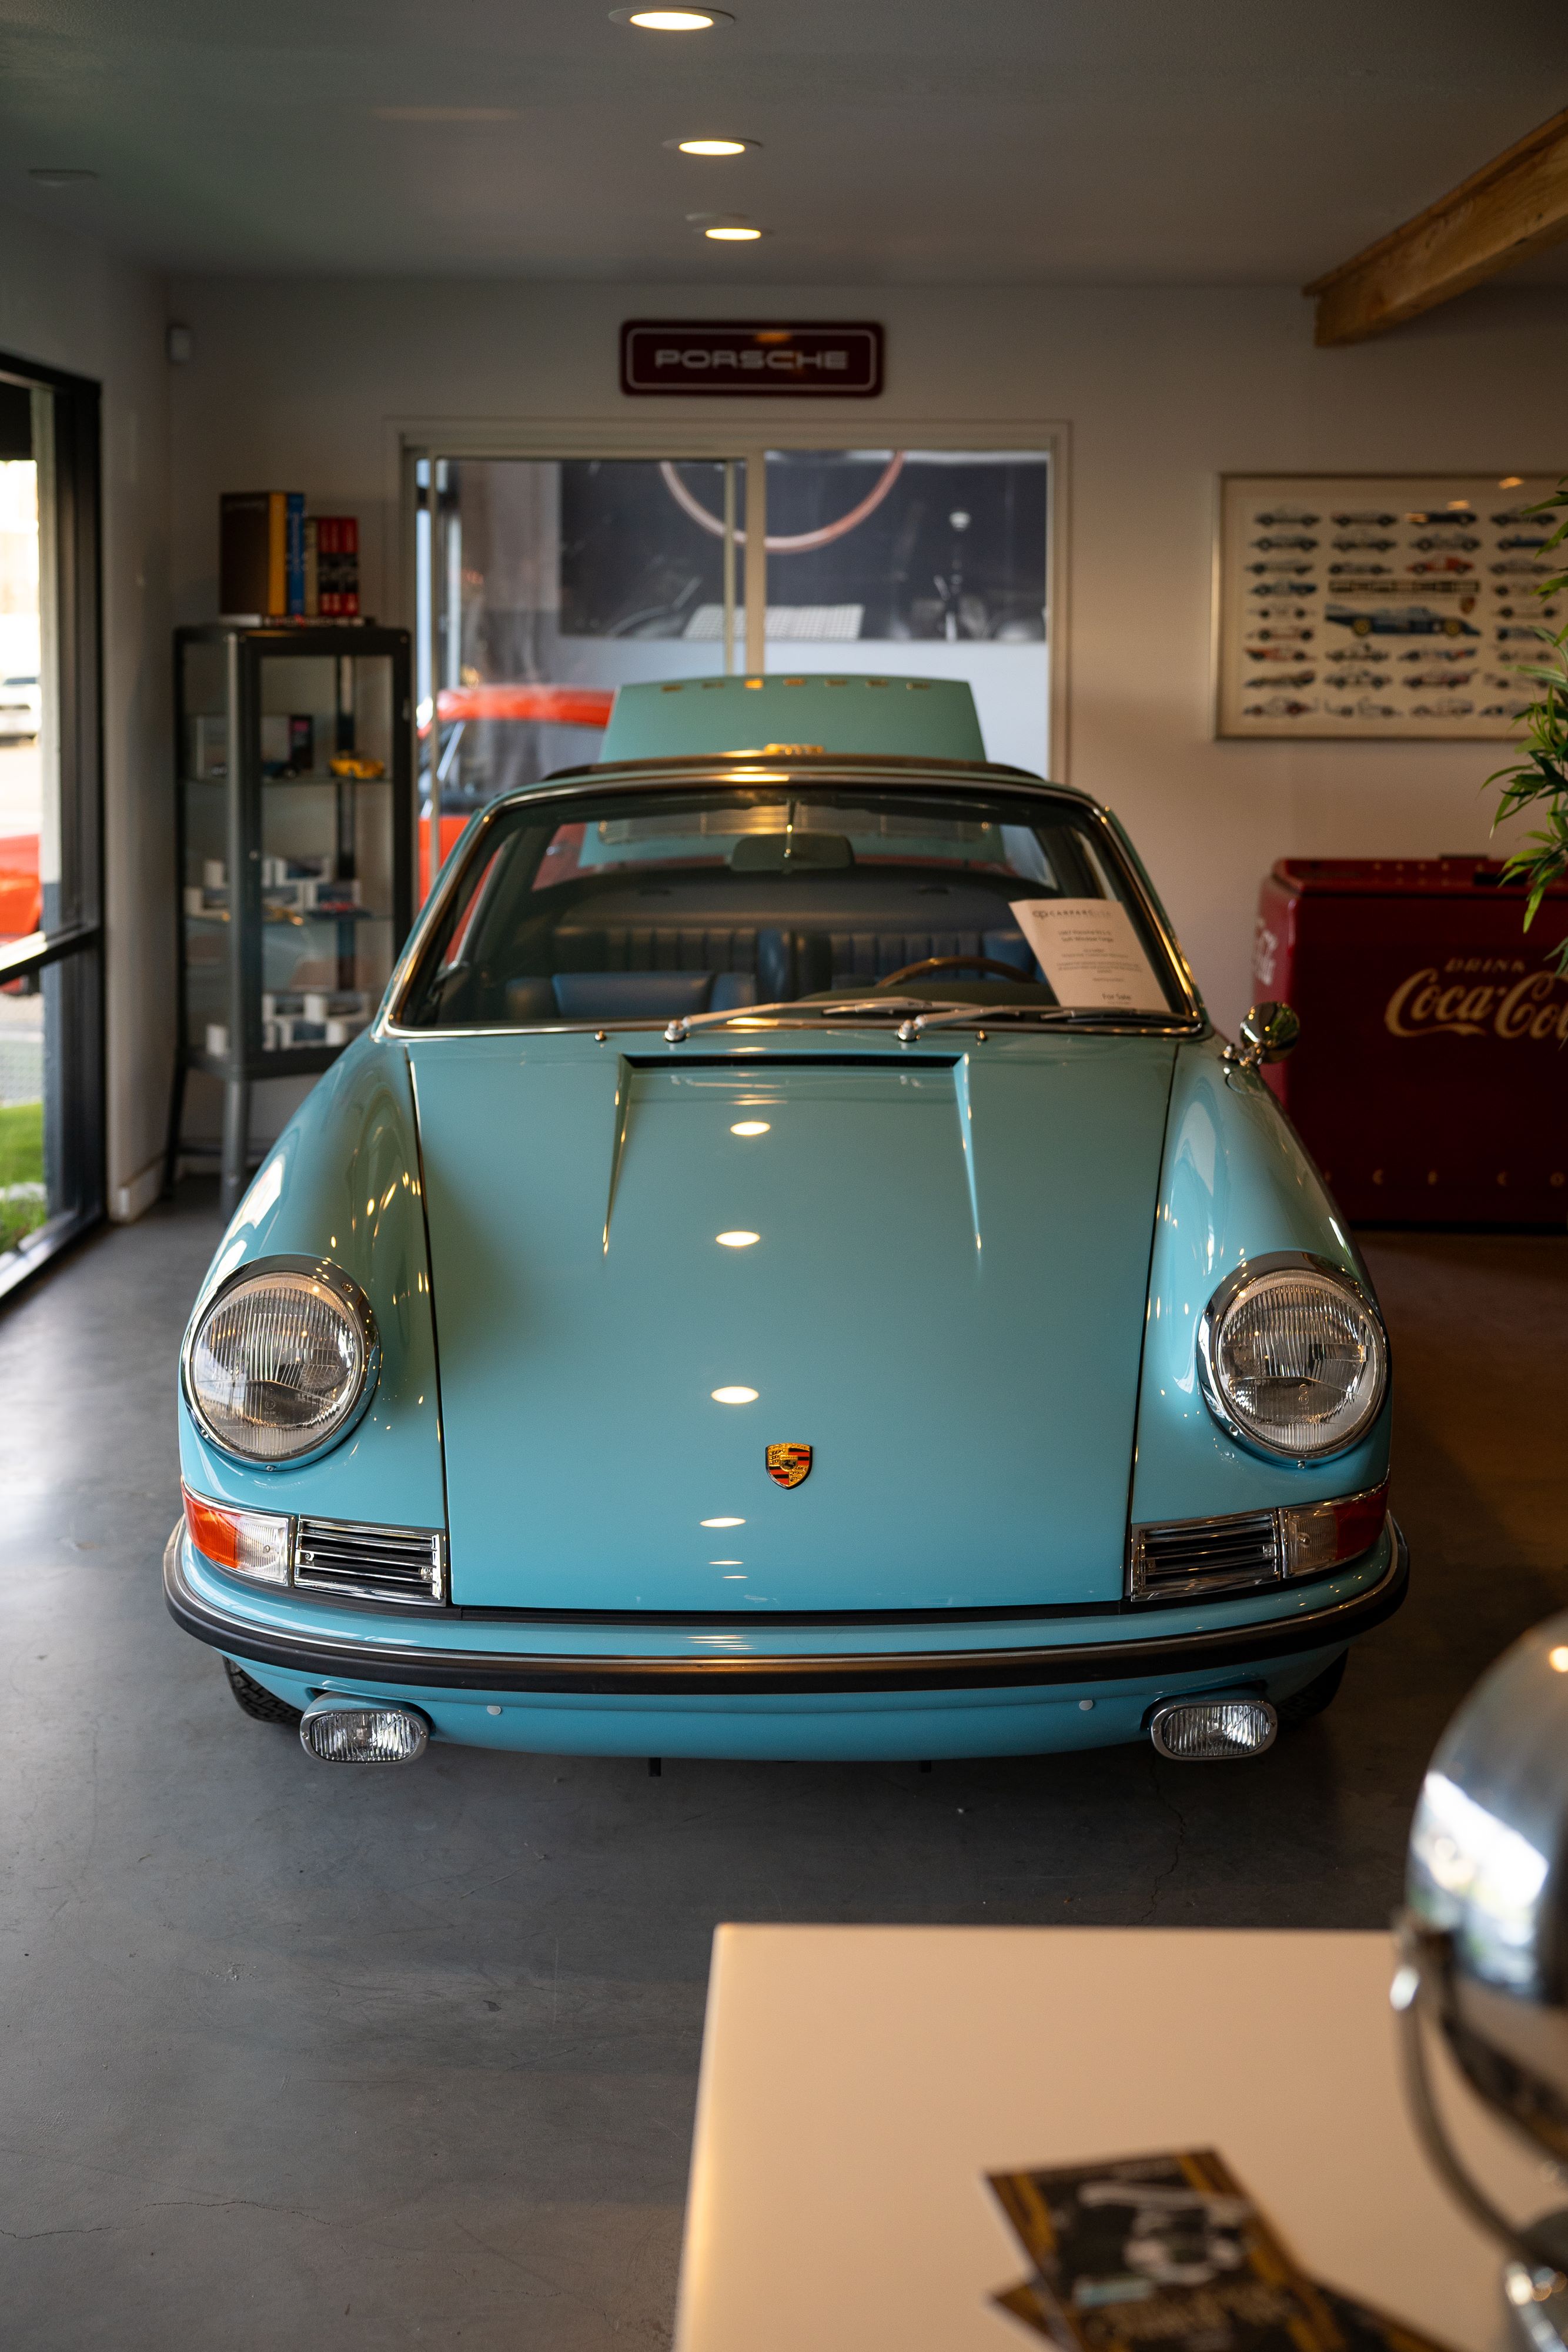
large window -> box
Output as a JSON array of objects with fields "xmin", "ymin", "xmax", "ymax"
[
  {"xmin": 0, "ymin": 356, "xmax": 102, "ymax": 1297},
  {"xmin": 412, "ymin": 444, "xmax": 1050, "ymax": 888}
]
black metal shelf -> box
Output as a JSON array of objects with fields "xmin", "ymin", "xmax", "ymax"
[{"xmin": 170, "ymin": 622, "xmax": 414, "ymax": 1214}]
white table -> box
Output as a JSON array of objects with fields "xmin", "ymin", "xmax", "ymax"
[{"xmin": 674, "ymin": 1926, "xmax": 1553, "ymax": 2352}]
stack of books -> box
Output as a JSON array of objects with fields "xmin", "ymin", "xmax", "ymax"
[{"xmin": 219, "ymin": 493, "xmax": 362, "ymax": 623}]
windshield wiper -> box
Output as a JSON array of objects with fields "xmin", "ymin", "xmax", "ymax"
[
  {"xmin": 894, "ymin": 1004, "xmax": 1183, "ymax": 1037},
  {"xmin": 661, "ymin": 998, "xmax": 1188, "ymax": 1045},
  {"xmin": 663, "ymin": 995, "xmax": 942, "ymax": 1043}
]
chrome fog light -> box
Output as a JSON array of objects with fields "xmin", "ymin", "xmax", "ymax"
[
  {"xmin": 299, "ymin": 1695, "xmax": 429, "ymax": 1765},
  {"xmin": 1149, "ymin": 1695, "xmax": 1278, "ymax": 1761}
]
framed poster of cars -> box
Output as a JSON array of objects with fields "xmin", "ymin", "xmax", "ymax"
[{"xmin": 1215, "ymin": 474, "xmax": 1562, "ymax": 739}]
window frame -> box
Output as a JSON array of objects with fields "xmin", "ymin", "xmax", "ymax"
[
  {"xmin": 394, "ymin": 420, "xmax": 1070, "ymax": 794},
  {"xmin": 0, "ymin": 348, "xmax": 105, "ymax": 1301}
]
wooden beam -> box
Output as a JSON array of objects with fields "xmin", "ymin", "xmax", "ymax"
[{"xmin": 1305, "ymin": 106, "xmax": 1568, "ymax": 346}]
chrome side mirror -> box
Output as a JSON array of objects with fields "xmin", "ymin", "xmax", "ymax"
[{"xmin": 1226, "ymin": 1000, "xmax": 1300, "ymax": 1074}]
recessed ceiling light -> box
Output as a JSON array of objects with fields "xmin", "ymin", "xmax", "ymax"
[
  {"xmin": 701, "ymin": 1517, "xmax": 745, "ymax": 1527},
  {"xmin": 29, "ymin": 168, "xmax": 97, "ymax": 187},
  {"xmin": 1499, "ymin": 475, "xmax": 1524, "ymax": 489},
  {"xmin": 669, "ymin": 136, "xmax": 757, "ymax": 155},
  {"xmin": 705, "ymin": 225, "xmax": 764, "ymax": 241},
  {"xmin": 716, "ymin": 1230, "xmax": 760, "ymax": 1247},
  {"xmin": 730, "ymin": 1121, "xmax": 770, "ymax": 1135},
  {"xmin": 611, "ymin": 6, "xmax": 732, "ymax": 26},
  {"xmin": 711, "ymin": 1385, "xmax": 758, "ymax": 1404}
]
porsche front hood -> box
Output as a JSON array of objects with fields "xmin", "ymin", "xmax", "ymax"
[{"xmin": 406, "ymin": 1033, "xmax": 1176, "ymax": 1613}]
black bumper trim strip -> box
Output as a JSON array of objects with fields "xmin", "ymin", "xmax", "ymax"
[{"xmin": 164, "ymin": 1522, "xmax": 1409, "ymax": 1698}]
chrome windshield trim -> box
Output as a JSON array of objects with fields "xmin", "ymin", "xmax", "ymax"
[
  {"xmin": 166, "ymin": 1520, "xmax": 1407, "ymax": 1696},
  {"xmin": 385, "ymin": 760, "xmax": 1205, "ymax": 1034}
]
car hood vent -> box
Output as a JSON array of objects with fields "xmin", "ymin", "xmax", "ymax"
[
  {"xmin": 1131, "ymin": 1511, "xmax": 1279, "ymax": 1602},
  {"xmin": 294, "ymin": 1518, "xmax": 447, "ymax": 1606}
]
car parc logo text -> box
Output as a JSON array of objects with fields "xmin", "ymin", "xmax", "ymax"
[
  {"xmin": 1384, "ymin": 957, "xmax": 1568, "ymax": 1043},
  {"xmin": 620, "ymin": 320, "xmax": 884, "ymax": 397}
]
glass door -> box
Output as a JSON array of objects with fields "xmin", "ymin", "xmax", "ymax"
[
  {"xmin": 412, "ymin": 443, "xmax": 1051, "ymax": 895},
  {"xmin": 0, "ymin": 355, "xmax": 102, "ymax": 1298},
  {"xmin": 415, "ymin": 453, "xmax": 747, "ymax": 892}
]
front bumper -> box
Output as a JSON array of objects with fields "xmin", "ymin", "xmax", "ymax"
[{"xmin": 165, "ymin": 1518, "xmax": 1408, "ymax": 1699}]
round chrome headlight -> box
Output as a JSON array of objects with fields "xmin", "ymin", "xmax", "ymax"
[
  {"xmin": 1198, "ymin": 1252, "xmax": 1388, "ymax": 1462},
  {"xmin": 183, "ymin": 1258, "xmax": 379, "ymax": 1464}
]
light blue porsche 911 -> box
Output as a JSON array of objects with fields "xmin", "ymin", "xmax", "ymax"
[{"xmin": 166, "ymin": 675, "xmax": 1403, "ymax": 1769}]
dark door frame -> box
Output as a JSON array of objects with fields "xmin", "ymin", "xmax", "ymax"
[{"xmin": 0, "ymin": 347, "xmax": 105, "ymax": 1302}]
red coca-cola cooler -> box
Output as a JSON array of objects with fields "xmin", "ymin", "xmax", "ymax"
[{"xmin": 1253, "ymin": 856, "xmax": 1568, "ymax": 1225}]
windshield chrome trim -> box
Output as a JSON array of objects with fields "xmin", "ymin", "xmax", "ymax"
[{"xmin": 385, "ymin": 759, "xmax": 1204, "ymax": 1034}]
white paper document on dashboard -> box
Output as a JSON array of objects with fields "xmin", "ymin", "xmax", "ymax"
[{"xmin": 1008, "ymin": 897, "xmax": 1168, "ymax": 1011}]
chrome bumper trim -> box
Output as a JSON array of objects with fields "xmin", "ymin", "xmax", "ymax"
[{"xmin": 164, "ymin": 1521, "xmax": 1409, "ymax": 1698}]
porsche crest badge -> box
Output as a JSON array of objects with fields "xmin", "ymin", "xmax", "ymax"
[{"xmin": 765, "ymin": 1443, "xmax": 813, "ymax": 1490}]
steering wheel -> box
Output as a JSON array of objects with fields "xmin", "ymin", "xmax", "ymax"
[{"xmin": 875, "ymin": 954, "xmax": 1034, "ymax": 989}]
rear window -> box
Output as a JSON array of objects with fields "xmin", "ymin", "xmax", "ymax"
[{"xmin": 396, "ymin": 778, "xmax": 1186, "ymax": 1029}]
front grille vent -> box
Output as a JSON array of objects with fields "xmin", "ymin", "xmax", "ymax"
[
  {"xmin": 1130, "ymin": 1511, "xmax": 1279, "ymax": 1602},
  {"xmin": 293, "ymin": 1518, "xmax": 447, "ymax": 1607}
]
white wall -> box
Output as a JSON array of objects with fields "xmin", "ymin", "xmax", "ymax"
[
  {"xmin": 166, "ymin": 273, "xmax": 1568, "ymax": 1030},
  {"xmin": 1, "ymin": 199, "xmax": 172, "ymax": 1219}
]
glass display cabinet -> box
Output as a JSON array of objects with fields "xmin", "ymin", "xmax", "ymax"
[{"xmin": 172, "ymin": 624, "xmax": 414, "ymax": 1214}]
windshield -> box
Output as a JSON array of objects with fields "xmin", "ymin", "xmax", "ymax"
[{"xmin": 395, "ymin": 776, "xmax": 1191, "ymax": 1030}]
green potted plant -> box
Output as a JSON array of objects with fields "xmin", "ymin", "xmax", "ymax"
[{"xmin": 1489, "ymin": 480, "xmax": 1568, "ymax": 973}]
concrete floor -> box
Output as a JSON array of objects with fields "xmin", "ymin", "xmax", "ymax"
[{"xmin": 1, "ymin": 1192, "xmax": 1564, "ymax": 2347}]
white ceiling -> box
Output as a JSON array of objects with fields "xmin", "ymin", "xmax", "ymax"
[{"xmin": 2, "ymin": 0, "xmax": 1566, "ymax": 286}]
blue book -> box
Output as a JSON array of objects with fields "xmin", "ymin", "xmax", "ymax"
[{"xmin": 285, "ymin": 492, "xmax": 306, "ymax": 618}]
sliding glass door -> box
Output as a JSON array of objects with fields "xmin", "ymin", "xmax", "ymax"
[
  {"xmin": 410, "ymin": 441, "xmax": 1050, "ymax": 891},
  {"xmin": 0, "ymin": 355, "xmax": 102, "ymax": 1296}
]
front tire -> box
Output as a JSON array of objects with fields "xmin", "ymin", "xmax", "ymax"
[
  {"xmin": 222, "ymin": 1657, "xmax": 303, "ymax": 1726},
  {"xmin": 1276, "ymin": 1649, "xmax": 1347, "ymax": 1729}
]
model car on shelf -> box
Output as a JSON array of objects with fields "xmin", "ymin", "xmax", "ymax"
[
  {"xmin": 1245, "ymin": 645, "xmax": 1316, "ymax": 663},
  {"xmin": 1250, "ymin": 603, "xmax": 1311, "ymax": 621},
  {"xmin": 1246, "ymin": 561, "xmax": 1313, "ymax": 577},
  {"xmin": 1496, "ymin": 534, "xmax": 1551, "ymax": 551},
  {"xmin": 1325, "ymin": 666, "xmax": 1392, "ymax": 690},
  {"xmin": 1252, "ymin": 507, "xmax": 1319, "ymax": 527},
  {"xmin": 1407, "ymin": 556, "xmax": 1474, "ymax": 576},
  {"xmin": 1410, "ymin": 533, "xmax": 1480, "ymax": 552},
  {"xmin": 1328, "ymin": 563, "xmax": 1392, "ymax": 577},
  {"xmin": 1409, "ymin": 697, "xmax": 1475, "ymax": 718},
  {"xmin": 1397, "ymin": 645, "xmax": 1472, "ymax": 662},
  {"xmin": 1480, "ymin": 701, "xmax": 1531, "ymax": 720},
  {"xmin": 165, "ymin": 674, "xmax": 1402, "ymax": 1771},
  {"xmin": 1246, "ymin": 626, "xmax": 1313, "ymax": 643},
  {"xmin": 1326, "ymin": 602, "xmax": 1480, "ymax": 638},
  {"xmin": 1492, "ymin": 559, "xmax": 1553, "ymax": 576},
  {"xmin": 1242, "ymin": 696, "xmax": 1316, "ymax": 718},
  {"xmin": 1249, "ymin": 582, "xmax": 1318, "ymax": 600},
  {"xmin": 1400, "ymin": 669, "xmax": 1476, "ymax": 689},
  {"xmin": 1241, "ymin": 670, "xmax": 1315, "ymax": 689},
  {"xmin": 1325, "ymin": 697, "xmax": 1398, "ymax": 720},
  {"xmin": 1332, "ymin": 510, "xmax": 1396, "ymax": 527},
  {"xmin": 1492, "ymin": 507, "xmax": 1542, "ymax": 525},
  {"xmin": 1325, "ymin": 645, "xmax": 1389, "ymax": 662},
  {"xmin": 1407, "ymin": 510, "xmax": 1477, "ymax": 528},
  {"xmin": 1251, "ymin": 535, "xmax": 1318, "ymax": 553},
  {"xmin": 1331, "ymin": 536, "xmax": 1395, "ymax": 553}
]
